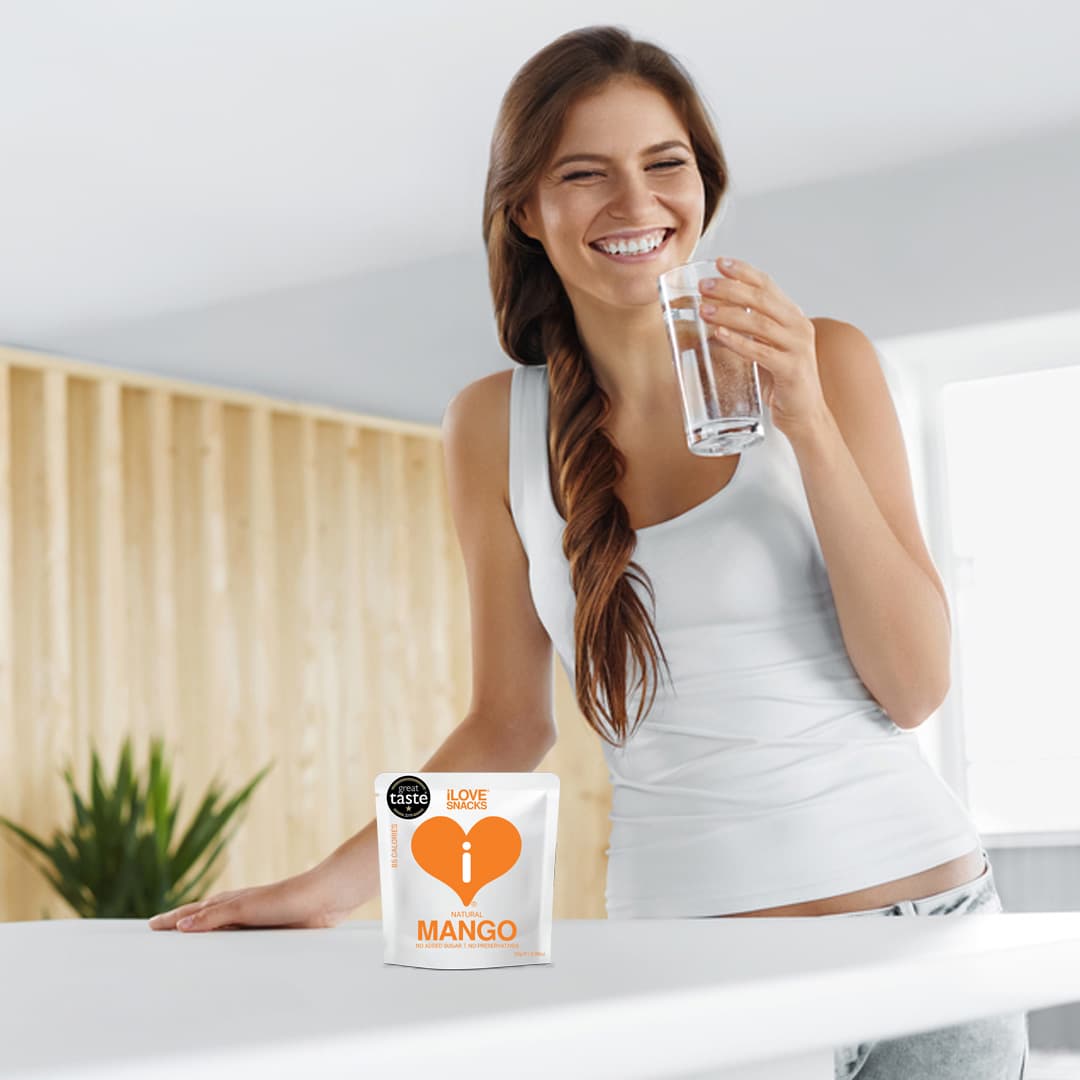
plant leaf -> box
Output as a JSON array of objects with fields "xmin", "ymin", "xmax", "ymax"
[
  {"xmin": 170, "ymin": 762, "xmax": 272, "ymax": 897},
  {"xmin": 3, "ymin": 737, "xmax": 273, "ymax": 919}
]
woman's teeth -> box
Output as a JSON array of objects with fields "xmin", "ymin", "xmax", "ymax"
[{"xmin": 592, "ymin": 229, "xmax": 672, "ymax": 257}]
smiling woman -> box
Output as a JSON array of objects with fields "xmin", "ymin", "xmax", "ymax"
[
  {"xmin": 494, "ymin": 47, "xmax": 723, "ymax": 744},
  {"xmin": 477, "ymin": 23, "xmax": 1028, "ymax": 1079}
]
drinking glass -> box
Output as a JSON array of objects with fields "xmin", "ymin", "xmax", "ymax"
[{"xmin": 658, "ymin": 259, "xmax": 765, "ymax": 456}]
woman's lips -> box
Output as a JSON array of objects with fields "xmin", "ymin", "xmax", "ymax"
[{"xmin": 589, "ymin": 228, "xmax": 675, "ymax": 263}]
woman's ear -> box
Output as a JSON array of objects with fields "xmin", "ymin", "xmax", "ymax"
[{"xmin": 513, "ymin": 203, "xmax": 537, "ymax": 241}]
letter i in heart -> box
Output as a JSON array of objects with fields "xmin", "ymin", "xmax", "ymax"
[{"xmin": 411, "ymin": 816, "xmax": 522, "ymax": 905}]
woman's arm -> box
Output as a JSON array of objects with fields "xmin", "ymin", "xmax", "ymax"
[{"xmin": 790, "ymin": 320, "xmax": 951, "ymax": 731}]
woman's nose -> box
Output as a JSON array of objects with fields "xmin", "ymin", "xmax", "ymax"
[{"xmin": 605, "ymin": 173, "xmax": 661, "ymax": 217}]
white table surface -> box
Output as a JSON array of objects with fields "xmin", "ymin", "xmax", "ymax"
[{"xmin": 3, "ymin": 913, "xmax": 1080, "ymax": 1080}]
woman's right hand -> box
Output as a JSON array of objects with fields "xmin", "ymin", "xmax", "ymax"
[{"xmin": 147, "ymin": 866, "xmax": 351, "ymax": 932}]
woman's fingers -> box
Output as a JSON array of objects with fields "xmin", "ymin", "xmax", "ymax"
[
  {"xmin": 175, "ymin": 896, "xmax": 246, "ymax": 932},
  {"xmin": 147, "ymin": 873, "xmax": 336, "ymax": 933},
  {"xmin": 147, "ymin": 890, "xmax": 243, "ymax": 931},
  {"xmin": 147, "ymin": 900, "xmax": 206, "ymax": 931}
]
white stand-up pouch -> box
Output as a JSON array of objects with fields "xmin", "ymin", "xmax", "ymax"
[{"xmin": 374, "ymin": 772, "xmax": 559, "ymax": 969}]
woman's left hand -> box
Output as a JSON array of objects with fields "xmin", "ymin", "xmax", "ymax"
[{"xmin": 697, "ymin": 256, "xmax": 830, "ymax": 443}]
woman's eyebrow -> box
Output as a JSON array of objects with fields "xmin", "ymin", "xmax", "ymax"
[{"xmin": 551, "ymin": 139, "xmax": 691, "ymax": 169}]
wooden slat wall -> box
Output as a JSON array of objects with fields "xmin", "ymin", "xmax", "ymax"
[{"xmin": 0, "ymin": 345, "xmax": 611, "ymax": 923}]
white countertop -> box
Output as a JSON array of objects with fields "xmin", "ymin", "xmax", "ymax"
[{"xmin": 3, "ymin": 913, "xmax": 1080, "ymax": 1080}]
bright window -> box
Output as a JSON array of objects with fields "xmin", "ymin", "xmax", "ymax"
[{"xmin": 942, "ymin": 365, "xmax": 1080, "ymax": 834}]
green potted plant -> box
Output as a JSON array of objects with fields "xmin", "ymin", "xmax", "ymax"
[{"xmin": 0, "ymin": 735, "xmax": 273, "ymax": 919}]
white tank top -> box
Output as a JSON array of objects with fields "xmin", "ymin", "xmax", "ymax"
[{"xmin": 507, "ymin": 360, "xmax": 981, "ymax": 919}]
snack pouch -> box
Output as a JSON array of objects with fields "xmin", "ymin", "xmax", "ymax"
[{"xmin": 374, "ymin": 772, "xmax": 559, "ymax": 969}]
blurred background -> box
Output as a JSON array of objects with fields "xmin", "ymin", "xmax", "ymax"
[{"xmin": 1, "ymin": 0, "xmax": 1078, "ymax": 1069}]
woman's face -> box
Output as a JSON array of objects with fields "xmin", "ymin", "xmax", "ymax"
[{"xmin": 516, "ymin": 78, "xmax": 706, "ymax": 312}]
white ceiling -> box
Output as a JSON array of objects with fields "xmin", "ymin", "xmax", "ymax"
[{"xmin": 1, "ymin": 0, "xmax": 1077, "ymax": 345}]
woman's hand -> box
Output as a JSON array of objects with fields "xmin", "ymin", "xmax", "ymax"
[
  {"xmin": 147, "ymin": 866, "xmax": 350, "ymax": 932},
  {"xmin": 697, "ymin": 256, "xmax": 830, "ymax": 443}
]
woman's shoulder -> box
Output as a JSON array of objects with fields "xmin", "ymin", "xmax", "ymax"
[
  {"xmin": 441, "ymin": 367, "xmax": 522, "ymax": 511},
  {"xmin": 443, "ymin": 364, "xmax": 545, "ymax": 436},
  {"xmin": 443, "ymin": 367, "xmax": 515, "ymax": 432}
]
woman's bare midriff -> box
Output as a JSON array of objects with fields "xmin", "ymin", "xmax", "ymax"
[{"xmin": 714, "ymin": 846, "xmax": 986, "ymax": 918}]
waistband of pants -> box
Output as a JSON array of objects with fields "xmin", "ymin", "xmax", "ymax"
[{"xmin": 817, "ymin": 846, "xmax": 994, "ymax": 918}]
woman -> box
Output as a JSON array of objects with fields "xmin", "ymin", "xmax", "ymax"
[{"xmin": 149, "ymin": 24, "xmax": 1028, "ymax": 1079}]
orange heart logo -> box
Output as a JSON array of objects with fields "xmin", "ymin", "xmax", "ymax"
[{"xmin": 410, "ymin": 815, "xmax": 522, "ymax": 905}]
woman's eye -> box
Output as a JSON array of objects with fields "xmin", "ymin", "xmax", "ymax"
[{"xmin": 561, "ymin": 159, "xmax": 688, "ymax": 182}]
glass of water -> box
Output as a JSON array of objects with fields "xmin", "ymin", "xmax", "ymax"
[{"xmin": 657, "ymin": 259, "xmax": 765, "ymax": 456}]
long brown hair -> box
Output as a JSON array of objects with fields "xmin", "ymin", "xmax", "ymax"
[{"xmin": 481, "ymin": 26, "xmax": 729, "ymax": 748}]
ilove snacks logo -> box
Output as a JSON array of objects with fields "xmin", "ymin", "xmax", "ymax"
[{"xmin": 411, "ymin": 814, "xmax": 522, "ymax": 905}]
